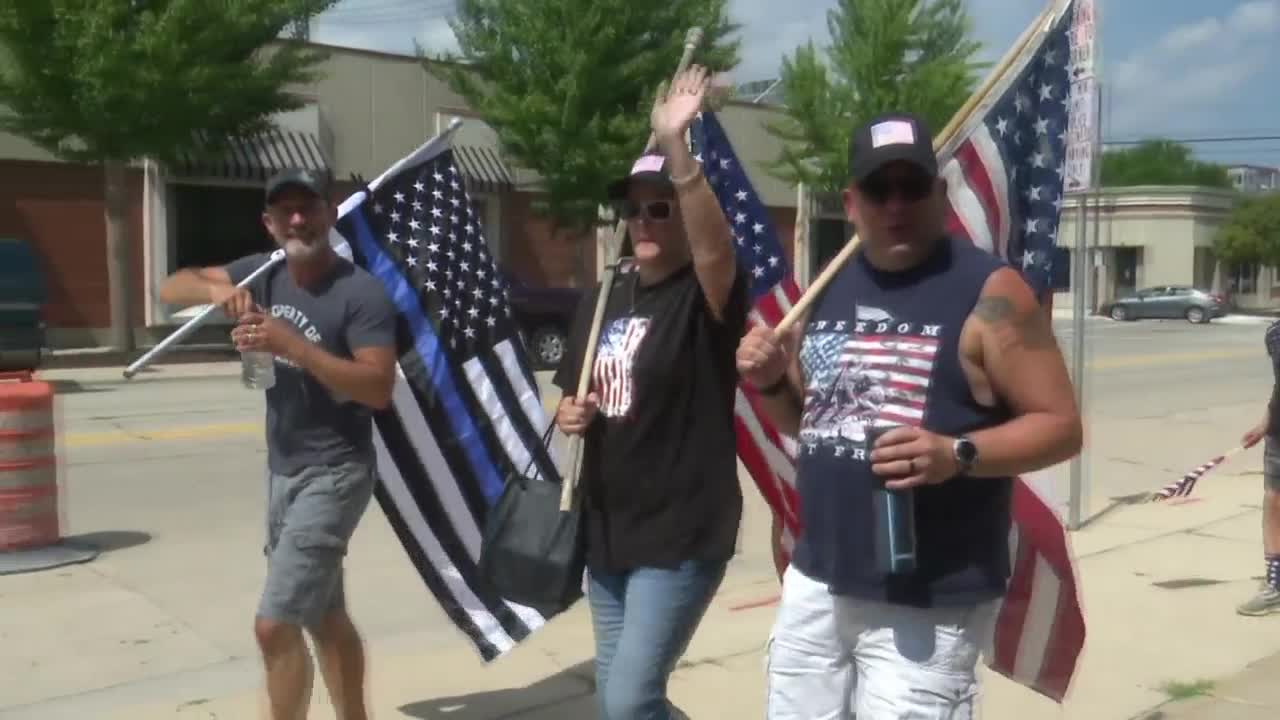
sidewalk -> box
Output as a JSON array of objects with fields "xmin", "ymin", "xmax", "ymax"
[
  {"xmin": 7, "ymin": 461, "xmax": 1280, "ymax": 720},
  {"xmin": 1135, "ymin": 650, "xmax": 1280, "ymax": 720}
]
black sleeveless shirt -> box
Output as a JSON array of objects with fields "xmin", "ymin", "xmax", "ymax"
[{"xmin": 791, "ymin": 236, "xmax": 1015, "ymax": 607}]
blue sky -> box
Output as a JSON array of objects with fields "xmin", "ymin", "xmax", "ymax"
[{"xmin": 311, "ymin": 0, "xmax": 1280, "ymax": 167}]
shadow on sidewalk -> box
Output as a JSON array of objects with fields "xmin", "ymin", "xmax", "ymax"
[
  {"xmin": 398, "ymin": 660, "xmax": 597, "ymax": 719},
  {"xmin": 47, "ymin": 379, "xmax": 118, "ymax": 395},
  {"xmin": 64, "ymin": 530, "xmax": 152, "ymax": 554}
]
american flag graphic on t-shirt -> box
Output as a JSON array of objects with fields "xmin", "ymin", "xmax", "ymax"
[
  {"xmin": 593, "ymin": 316, "xmax": 651, "ymax": 418},
  {"xmin": 798, "ymin": 306, "xmax": 942, "ymax": 456}
]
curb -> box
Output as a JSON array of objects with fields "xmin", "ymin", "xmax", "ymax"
[{"xmin": 1215, "ymin": 315, "xmax": 1275, "ymax": 326}]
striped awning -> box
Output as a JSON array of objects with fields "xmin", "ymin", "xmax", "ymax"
[
  {"xmin": 173, "ymin": 128, "xmax": 330, "ymax": 182},
  {"xmin": 452, "ymin": 144, "xmax": 514, "ymax": 194}
]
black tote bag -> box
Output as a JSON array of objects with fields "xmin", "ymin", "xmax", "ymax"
[{"xmin": 478, "ymin": 425, "xmax": 586, "ymax": 616}]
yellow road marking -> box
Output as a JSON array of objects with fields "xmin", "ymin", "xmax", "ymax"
[
  {"xmin": 1087, "ymin": 349, "xmax": 1255, "ymax": 371},
  {"xmin": 62, "ymin": 422, "xmax": 261, "ymax": 448}
]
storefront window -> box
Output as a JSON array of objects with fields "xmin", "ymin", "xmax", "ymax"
[
  {"xmin": 171, "ymin": 183, "xmax": 273, "ymax": 270},
  {"xmin": 1230, "ymin": 262, "xmax": 1258, "ymax": 295}
]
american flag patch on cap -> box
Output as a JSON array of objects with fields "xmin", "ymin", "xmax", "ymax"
[{"xmin": 870, "ymin": 120, "xmax": 916, "ymax": 148}]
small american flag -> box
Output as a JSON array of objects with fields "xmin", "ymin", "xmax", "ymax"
[
  {"xmin": 690, "ymin": 0, "xmax": 1087, "ymax": 703},
  {"xmin": 1151, "ymin": 447, "xmax": 1245, "ymax": 501}
]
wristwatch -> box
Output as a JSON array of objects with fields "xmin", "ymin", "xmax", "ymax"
[{"xmin": 953, "ymin": 436, "xmax": 978, "ymax": 474}]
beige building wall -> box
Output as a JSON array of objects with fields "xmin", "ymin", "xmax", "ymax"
[
  {"xmin": 0, "ymin": 129, "xmax": 57, "ymax": 163},
  {"xmin": 1049, "ymin": 186, "xmax": 1269, "ymax": 312},
  {"xmin": 299, "ymin": 47, "xmax": 481, "ymax": 181},
  {"xmin": 0, "ymin": 44, "xmax": 487, "ymax": 184}
]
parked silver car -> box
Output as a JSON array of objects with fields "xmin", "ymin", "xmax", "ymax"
[{"xmin": 1100, "ymin": 285, "xmax": 1229, "ymax": 324}]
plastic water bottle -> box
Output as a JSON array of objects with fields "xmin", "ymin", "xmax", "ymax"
[{"xmin": 240, "ymin": 351, "xmax": 276, "ymax": 390}]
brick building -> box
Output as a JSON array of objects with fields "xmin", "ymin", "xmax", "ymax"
[{"xmin": 0, "ymin": 42, "xmax": 814, "ymax": 350}]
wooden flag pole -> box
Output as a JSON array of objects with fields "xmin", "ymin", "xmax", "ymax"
[
  {"xmin": 774, "ymin": 1, "xmax": 1060, "ymax": 335},
  {"xmin": 559, "ymin": 27, "xmax": 706, "ymax": 511}
]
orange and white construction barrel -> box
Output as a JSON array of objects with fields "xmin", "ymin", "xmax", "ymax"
[{"xmin": 0, "ymin": 371, "xmax": 96, "ymax": 575}]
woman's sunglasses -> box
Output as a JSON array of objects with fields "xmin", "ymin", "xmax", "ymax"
[
  {"xmin": 618, "ymin": 200, "xmax": 673, "ymax": 222},
  {"xmin": 858, "ymin": 173, "xmax": 934, "ymax": 205}
]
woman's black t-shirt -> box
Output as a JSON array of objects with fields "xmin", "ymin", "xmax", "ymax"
[{"xmin": 552, "ymin": 261, "xmax": 750, "ymax": 574}]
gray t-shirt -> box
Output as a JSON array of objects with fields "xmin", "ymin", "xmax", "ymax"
[{"xmin": 226, "ymin": 252, "xmax": 396, "ymax": 476}]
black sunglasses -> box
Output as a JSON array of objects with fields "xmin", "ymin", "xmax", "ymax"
[
  {"xmin": 858, "ymin": 173, "xmax": 934, "ymax": 205},
  {"xmin": 618, "ymin": 200, "xmax": 673, "ymax": 221}
]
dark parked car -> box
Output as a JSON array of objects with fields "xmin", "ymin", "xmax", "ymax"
[
  {"xmin": 1100, "ymin": 285, "xmax": 1229, "ymax": 324},
  {"xmin": 505, "ymin": 274, "xmax": 583, "ymax": 370},
  {"xmin": 0, "ymin": 237, "xmax": 46, "ymax": 372}
]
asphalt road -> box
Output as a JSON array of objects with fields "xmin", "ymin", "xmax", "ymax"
[
  {"xmin": 1048, "ymin": 316, "xmax": 1273, "ymax": 515},
  {"xmin": 1056, "ymin": 316, "xmax": 1271, "ymax": 421},
  {"xmin": 0, "ymin": 315, "xmax": 1274, "ymax": 713}
]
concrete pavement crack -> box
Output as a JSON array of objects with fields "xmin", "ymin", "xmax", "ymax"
[
  {"xmin": 0, "ymin": 655, "xmax": 250, "ymax": 715},
  {"xmin": 101, "ymin": 417, "xmax": 154, "ymax": 442},
  {"xmin": 1078, "ymin": 508, "xmax": 1258, "ymax": 560},
  {"xmin": 81, "ymin": 563, "xmax": 239, "ymax": 661},
  {"xmin": 675, "ymin": 644, "xmax": 762, "ymax": 672},
  {"xmin": 1184, "ymin": 529, "xmax": 1253, "ymax": 544}
]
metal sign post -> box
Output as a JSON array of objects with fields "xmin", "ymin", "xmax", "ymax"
[{"xmin": 1064, "ymin": 0, "xmax": 1098, "ymax": 529}]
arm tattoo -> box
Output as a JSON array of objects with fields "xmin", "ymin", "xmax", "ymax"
[
  {"xmin": 972, "ymin": 295, "xmax": 1058, "ymax": 351},
  {"xmin": 972, "ymin": 296, "xmax": 1016, "ymax": 324}
]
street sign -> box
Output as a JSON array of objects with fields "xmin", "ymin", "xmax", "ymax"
[
  {"xmin": 1065, "ymin": 0, "xmax": 1098, "ymax": 194},
  {"xmin": 1065, "ymin": 77, "xmax": 1099, "ymax": 193}
]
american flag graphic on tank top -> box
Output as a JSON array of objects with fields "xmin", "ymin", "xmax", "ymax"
[{"xmin": 592, "ymin": 316, "xmax": 651, "ymax": 418}]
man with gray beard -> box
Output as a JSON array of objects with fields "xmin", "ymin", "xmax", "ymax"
[{"xmin": 158, "ymin": 168, "xmax": 396, "ymax": 720}]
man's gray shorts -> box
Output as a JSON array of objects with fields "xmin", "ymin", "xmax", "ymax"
[
  {"xmin": 1266, "ymin": 438, "xmax": 1280, "ymax": 492},
  {"xmin": 259, "ymin": 460, "xmax": 375, "ymax": 627}
]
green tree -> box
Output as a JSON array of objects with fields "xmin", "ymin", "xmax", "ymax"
[
  {"xmin": 1100, "ymin": 140, "xmax": 1232, "ymax": 188},
  {"xmin": 428, "ymin": 0, "xmax": 740, "ymax": 281},
  {"xmin": 765, "ymin": 0, "xmax": 985, "ymax": 192},
  {"xmin": 0, "ymin": 0, "xmax": 337, "ymax": 352},
  {"xmin": 1214, "ymin": 192, "xmax": 1280, "ymax": 267}
]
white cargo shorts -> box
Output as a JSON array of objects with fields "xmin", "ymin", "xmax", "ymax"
[{"xmin": 765, "ymin": 564, "xmax": 998, "ymax": 720}]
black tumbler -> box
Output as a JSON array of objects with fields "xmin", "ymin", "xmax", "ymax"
[{"xmin": 864, "ymin": 424, "xmax": 918, "ymax": 576}]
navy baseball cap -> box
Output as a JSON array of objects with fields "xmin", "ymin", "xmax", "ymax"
[
  {"xmin": 848, "ymin": 112, "xmax": 939, "ymax": 182},
  {"xmin": 265, "ymin": 168, "xmax": 330, "ymax": 204},
  {"xmin": 607, "ymin": 152, "xmax": 676, "ymax": 202}
]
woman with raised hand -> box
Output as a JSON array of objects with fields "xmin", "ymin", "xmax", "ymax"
[{"xmin": 553, "ymin": 64, "xmax": 749, "ymax": 720}]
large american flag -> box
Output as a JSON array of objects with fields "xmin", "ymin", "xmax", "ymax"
[
  {"xmin": 690, "ymin": 0, "xmax": 1086, "ymax": 703},
  {"xmin": 690, "ymin": 111, "xmax": 806, "ymax": 553},
  {"xmin": 330, "ymin": 133, "xmax": 559, "ymax": 661}
]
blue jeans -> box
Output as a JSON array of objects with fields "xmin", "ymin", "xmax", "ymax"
[{"xmin": 588, "ymin": 559, "xmax": 728, "ymax": 720}]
